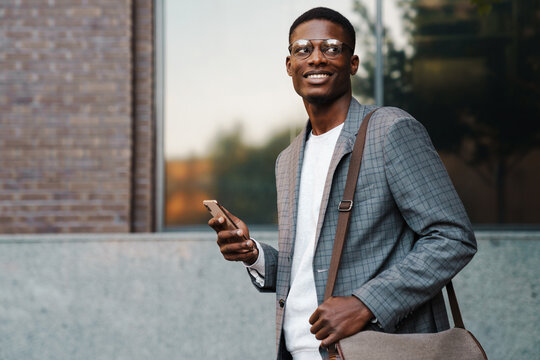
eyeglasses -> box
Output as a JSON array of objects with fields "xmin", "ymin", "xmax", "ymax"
[{"xmin": 288, "ymin": 39, "xmax": 353, "ymax": 60}]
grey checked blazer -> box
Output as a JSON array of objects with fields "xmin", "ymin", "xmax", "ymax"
[{"xmin": 250, "ymin": 98, "xmax": 477, "ymax": 360}]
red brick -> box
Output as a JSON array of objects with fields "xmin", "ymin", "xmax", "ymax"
[
  {"xmin": 53, "ymin": 215, "xmax": 80, "ymax": 223},
  {"xmin": 100, "ymin": 225, "xmax": 128, "ymax": 233},
  {"xmin": 69, "ymin": 204, "xmax": 99, "ymax": 212},
  {"xmin": 87, "ymin": 215, "xmax": 115, "ymax": 222},
  {"xmin": 53, "ymin": 193, "xmax": 82, "ymax": 201},
  {"xmin": 0, "ymin": 0, "xmax": 155, "ymax": 234},
  {"xmin": 20, "ymin": 194, "xmax": 50, "ymax": 201},
  {"xmin": 65, "ymin": 226, "xmax": 95, "ymax": 233},
  {"xmin": 35, "ymin": 205, "xmax": 64, "ymax": 212},
  {"xmin": 68, "ymin": 7, "xmax": 102, "ymax": 17}
]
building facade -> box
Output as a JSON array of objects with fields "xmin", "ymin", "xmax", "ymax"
[
  {"xmin": 1, "ymin": 0, "xmax": 155, "ymax": 233},
  {"xmin": 1, "ymin": 0, "xmax": 539, "ymax": 233}
]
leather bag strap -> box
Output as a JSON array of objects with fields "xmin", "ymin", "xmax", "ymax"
[
  {"xmin": 323, "ymin": 107, "xmax": 467, "ymax": 330},
  {"xmin": 323, "ymin": 108, "xmax": 377, "ymax": 301},
  {"xmin": 446, "ymin": 280, "xmax": 465, "ymax": 328}
]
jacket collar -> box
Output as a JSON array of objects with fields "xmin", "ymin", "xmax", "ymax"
[
  {"xmin": 314, "ymin": 98, "xmax": 372, "ymax": 250},
  {"xmin": 285, "ymin": 98, "xmax": 371, "ymax": 267}
]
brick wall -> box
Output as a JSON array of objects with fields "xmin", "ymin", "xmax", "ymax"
[{"xmin": 0, "ymin": 0, "xmax": 155, "ymax": 233}]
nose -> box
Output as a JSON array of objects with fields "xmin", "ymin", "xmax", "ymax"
[{"xmin": 308, "ymin": 45, "xmax": 327, "ymax": 66}]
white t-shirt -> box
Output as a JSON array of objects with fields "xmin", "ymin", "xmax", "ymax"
[
  {"xmin": 247, "ymin": 123, "xmax": 343, "ymax": 360},
  {"xmin": 284, "ymin": 123, "xmax": 343, "ymax": 359}
]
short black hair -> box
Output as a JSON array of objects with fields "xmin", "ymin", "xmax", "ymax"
[{"xmin": 289, "ymin": 7, "xmax": 356, "ymax": 51}]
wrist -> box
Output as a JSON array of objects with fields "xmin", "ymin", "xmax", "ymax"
[
  {"xmin": 350, "ymin": 296, "xmax": 375, "ymax": 323},
  {"xmin": 244, "ymin": 238, "xmax": 259, "ymax": 265},
  {"xmin": 246, "ymin": 248, "xmax": 258, "ymax": 265}
]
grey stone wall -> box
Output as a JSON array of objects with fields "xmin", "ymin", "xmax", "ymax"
[{"xmin": 0, "ymin": 231, "xmax": 538, "ymax": 360}]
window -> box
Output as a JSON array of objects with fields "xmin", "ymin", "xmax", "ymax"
[{"xmin": 158, "ymin": 0, "xmax": 540, "ymax": 229}]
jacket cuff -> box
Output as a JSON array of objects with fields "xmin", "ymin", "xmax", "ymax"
[{"xmin": 353, "ymin": 284, "xmax": 402, "ymax": 333}]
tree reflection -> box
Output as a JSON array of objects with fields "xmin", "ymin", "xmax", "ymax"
[
  {"xmin": 165, "ymin": 0, "xmax": 540, "ymax": 226},
  {"xmin": 210, "ymin": 126, "xmax": 295, "ymax": 224},
  {"xmin": 352, "ymin": 0, "xmax": 540, "ymax": 223},
  {"xmin": 166, "ymin": 126, "xmax": 300, "ymax": 226}
]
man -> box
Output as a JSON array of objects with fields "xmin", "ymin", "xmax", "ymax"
[{"xmin": 209, "ymin": 7, "xmax": 477, "ymax": 360}]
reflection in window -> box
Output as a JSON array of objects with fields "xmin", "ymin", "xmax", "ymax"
[
  {"xmin": 163, "ymin": 0, "xmax": 362, "ymax": 227},
  {"xmin": 353, "ymin": 0, "xmax": 540, "ymax": 224},
  {"xmin": 163, "ymin": 0, "xmax": 540, "ymax": 227}
]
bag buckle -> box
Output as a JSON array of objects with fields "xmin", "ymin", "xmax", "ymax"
[{"xmin": 338, "ymin": 200, "xmax": 353, "ymax": 212}]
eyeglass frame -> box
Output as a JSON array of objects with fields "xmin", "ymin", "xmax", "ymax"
[{"xmin": 288, "ymin": 38, "xmax": 354, "ymax": 60}]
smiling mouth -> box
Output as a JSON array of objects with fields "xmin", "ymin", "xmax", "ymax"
[
  {"xmin": 304, "ymin": 72, "xmax": 332, "ymax": 79},
  {"xmin": 307, "ymin": 74, "xmax": 330, "ymax": 79}
]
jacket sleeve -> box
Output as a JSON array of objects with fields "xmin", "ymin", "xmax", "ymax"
[
  {"xmin": 247, "ymin": 242, "xmax": 279, "ymax": 292},
  {"xmin": 353, "ymin": 116, "xmax": 477, "ymax": 333}
]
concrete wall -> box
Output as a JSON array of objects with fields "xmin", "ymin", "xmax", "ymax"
[
  {"xmin": 0, "ymin": 231, "xmax": 538, "ymax": 360},
  {"xmin": 0, "ymin": 0, "xmax": 155, "ymax": 233}
]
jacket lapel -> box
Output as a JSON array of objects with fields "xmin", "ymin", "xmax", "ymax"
[
  {"xmin": 283, "ymin": 124, "xmax": 310, "ymax": 268},
  {"xmin": 313, "ymin": 98, "xmax": 368, "ymax": 250},
  {"xmin": 283, "ymin": 99, "xmax": 368, "ymax": 285}
]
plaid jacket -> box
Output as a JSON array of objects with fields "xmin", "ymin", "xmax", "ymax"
[{"xmin": 250, "ymin": 98, "xmax": 477, "ymax": 360}]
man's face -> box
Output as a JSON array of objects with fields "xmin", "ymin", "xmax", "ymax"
[{"xmin": 286, "ymin": 19, "xmax": 359, "ymax": 105}]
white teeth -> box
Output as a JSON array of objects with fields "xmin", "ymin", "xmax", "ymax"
[{"xmin": 308, "ymin": 74, "xmax": 329, "ymax": 79}]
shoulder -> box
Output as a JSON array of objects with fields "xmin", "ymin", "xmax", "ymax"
[
  {"xmin": 275, "ymin": 126, "xmax": 306, "ymax": 170},
  {"xmin": 371, "ymin": 106, "xmax": 418, "ymax": 129},
  {"xmin": 368, "ymin": 106, "xmax": 428, "ymax": 141},
  {"xmin": 275, "ymin": 141, "xmax": 293, "ymax": 170}
]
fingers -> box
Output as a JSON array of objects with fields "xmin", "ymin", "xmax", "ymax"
[
  {"xmin": 311, "ymin": 317, "xmax": 338, "ymax": 348},
  {"xmin": 219, "ymin": 208, "xmax": 250, "ymax": 239},
  {"xmin": 309, "ymin": 306, "xmax": 326, "ymax": 342},
  {"xmin": 208, "ymin": 211, "xmax": 256, "ymax": 263},
  {"xmin": 216, "ymin": 228, "xmax": 245, "ymax": 246},
  {"xmin": 208, "ymin": 214, "xmax": 250, "ymax": 240},
  {"xmin": 218, "ymin": 235, "xmax": 258, "ymax": 262},
  {"xmin": 310, "ymin": 307, "xmax": 332, "ymax": 344},
  {"xmin": 220, "ymin": 237, "xmax": 254, "ymax": 254},
  {"xmin": 309, "ymin": 307, "xmax": 320, "ymax": 325},
  {"xmin": 320, "ymin": 333, "xmax": 339, "ymax": 348},
  {"xmin": 309, "ymin": 296, "xmax": 372, "ymax": 347},
  {"xmin": 310, "ymin": 317, "xmax": 327, "ymax": 338},
  {"xmin": 208, "ymin": 216, "xmax": 226, "ymax": 232}
]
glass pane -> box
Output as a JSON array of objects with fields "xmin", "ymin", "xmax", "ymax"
[
  {"xmin": 164, "ymin": 0, "xmax": 540, "ymax": 227},
  {"xmin": 355, "ymin": 0, "xmax": 540, "ymax": 225},
  {"xmin": 163, "ymin": 0, "xmax": 367, "ymax": 227}
]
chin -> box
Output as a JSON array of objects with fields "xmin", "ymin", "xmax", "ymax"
[{"xmin": 305, "ymin": 94, "xmax": 332, "ymax": 105}]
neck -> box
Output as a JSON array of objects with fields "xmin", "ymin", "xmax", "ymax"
[{"xmin": 303, "ymin": 92, "xmax": 352, "ymax": 135}]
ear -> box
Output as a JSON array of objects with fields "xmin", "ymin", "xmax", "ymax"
[
  {"xmin": 350, "ymin": 55, "xmax": 359, "ymax": 75},
  {"xmin": 286, "ymin": 56, "xmax": 293, "ymax": 76}
]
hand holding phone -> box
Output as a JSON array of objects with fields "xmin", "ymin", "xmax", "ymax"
[
  {"xmin": 204, "ymin": 200, "xmax": 257, "ymax": 264},
  {"xmin": 203, "ymin": 200, "xmax": 241, "ymax": 232}
]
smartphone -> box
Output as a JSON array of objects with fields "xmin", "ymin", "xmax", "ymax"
[{"xmin": 203, "ymin": 200, "xmax": 247, "ymax": 239}]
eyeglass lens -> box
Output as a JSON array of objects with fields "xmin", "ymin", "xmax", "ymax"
[{"xmin": 290, "ymin": 39, "xmax": 344, "ymax": 59}]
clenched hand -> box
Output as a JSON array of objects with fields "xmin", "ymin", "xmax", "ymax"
[
  {"xmin": 309, "ymin": 296, "xmax": 374, "ymax": 347},
  {"xmin": 208, "ymin": 210, "xmax": 258, "ymax": 265}
]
